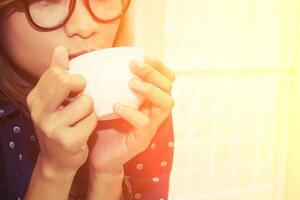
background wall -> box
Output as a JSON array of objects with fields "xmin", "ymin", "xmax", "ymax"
[{"xmin": 133, "ymin": 0, "xmax": 300, "ymax": 199}]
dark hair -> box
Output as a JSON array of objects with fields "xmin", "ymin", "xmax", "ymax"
[{"xmin": 0, "ymin": 0, "xmax": 15, "ymax": 9}]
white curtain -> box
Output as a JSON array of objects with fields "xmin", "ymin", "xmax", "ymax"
[{"xmin": 134, "ymin": 0, "xmax": 299, "ymax": 199}]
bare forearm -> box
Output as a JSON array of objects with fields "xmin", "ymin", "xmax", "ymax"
[
  {"xmin": 24, "ymin": 156, "xmax": 76, "ymax": 200},
  {"xmin": 86, "ymin": 168, "xmax": 124, "ymax": 200}
]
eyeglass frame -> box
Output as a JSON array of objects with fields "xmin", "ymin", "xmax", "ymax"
[{"xmin": 19, "ymin": 0, "xmax": 131, "ymax": 31}]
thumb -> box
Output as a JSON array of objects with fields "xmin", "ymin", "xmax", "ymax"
[{"xmin": 50, "ymin": 46, "xmax": 69, "ymax": 70}]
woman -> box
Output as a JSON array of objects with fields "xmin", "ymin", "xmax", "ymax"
[{"xmin": 0, "ymin": 0, "xmax": 175, "ymax": 199}]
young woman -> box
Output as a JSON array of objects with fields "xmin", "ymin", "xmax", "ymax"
[{"xmin": 0, "ymin": 0, "xmax": 175, "ymax": 199}]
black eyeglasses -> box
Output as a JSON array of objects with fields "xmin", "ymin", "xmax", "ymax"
[{"xmin": 20, "ymin": 0, "xmax": 131, "ymax": 31}]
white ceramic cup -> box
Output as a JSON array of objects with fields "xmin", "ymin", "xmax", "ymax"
[{"xmin": 69, "ymin": 47, "xmax": 144, "ymax": 120}]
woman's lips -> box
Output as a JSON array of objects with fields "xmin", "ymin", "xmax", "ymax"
[{"xmin": 69, "ymin": 50, "xmax": 89, "ymax": 61}]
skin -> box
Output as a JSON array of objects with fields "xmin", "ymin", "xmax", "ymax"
[
  {"xmin": 1, "ymin": 1, "xmax": 119, "ymax": 84},
  {"xmin": 1, "ymin": 1, "xmax": 175, "ymax": 200}
]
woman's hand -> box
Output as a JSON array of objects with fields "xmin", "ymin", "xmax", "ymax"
[
  {"xmin": 88, "ymin": 57, "xmax": 175, "ymax": 175},
  {"xmin": 26, "ymin": 46, "xmax": 98, "ymax": 175}
]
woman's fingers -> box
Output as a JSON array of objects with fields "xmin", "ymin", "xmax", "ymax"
[
  {"xmin": 27, "ymin": 46, "xmax": 86, "ymax": 112},
  {"xmin": 113, "ymin": 104, "xmax": 153, "ymax": 149},
  {"xmin": 69, "ymin": 112, "xmax": 98, "ymax": 144},
  {"xmin": 37, "ymin": 71, "xmax": 86, "ymax": 112},
  {"xmin": 113, "ymin": 104, "xmax": 150, "ymax": 130},
  {"xmin": 144, "ymin": 57, "xmax": 176, "ymax": 82},
  {"xmin": 50, "ymin": 46, "xmax": 69, "ymax": 70},
  {"xmin": 56, "ymin": 94, "xmax": 95, "ymax": 126},
  {"xmin": 130, "ymin": 61, "xmax": 172, "ymax": 93},
  {"xmin": 129, "ymin": 78, "xmax": 175, "ymax": 110}
]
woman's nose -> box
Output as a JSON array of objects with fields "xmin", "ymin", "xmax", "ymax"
[{"xmin": 64, "ymin": 0, "xmax": 99, "ymax": 38}]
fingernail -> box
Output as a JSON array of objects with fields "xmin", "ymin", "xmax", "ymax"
[
  {"xmin": 130, "ymin": 60, "xmax": 136, "ymax": 68},
  {"xmin": 134, "ymin": 61, "xmax": 144, "ymax": 69},
  {"xmin": 145, "ymin": 56, "xmax": 152, "ymax": 63},
  {"xmin": 131, "ymin": 78, "xmax": 143, "ymax": 87},
  {"xmin": 145, "ymin": 56, "xmax": 156, "ymax": 63},
  {"xmin": 114, "ymin": 104, "xmax": 124, "ymax": 113}
]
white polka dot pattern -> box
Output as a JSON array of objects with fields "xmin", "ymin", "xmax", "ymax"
[
  {"xmin": 152, "ymin": 177, "xmax": 160, "ymax": 182},
  {"xmin": 134, "ymin": 193, "xmax": 142, "ymax": 199},
  {"xmin": 30, "ymin": 135, "xmax": 37, "ymax": 142},
  {"xmin": 150, "ymin": 143, "xmax": 156, "ymax": 150},
  {"xmin": 13, "ymin": 126, "xmax": 21, "ymax": 133},
  {"xmin": 0, "ymin": 102, "xmax": 174, "ymax": 200},
  {"xmin": 168, "ymin": 141, "xmax": 174, "ymax": 148},
  {"xmin": 136, "ymin": 163, "xmax": 144, "ymax": 170},
  {"xmin": 160, "ymin": 161, "xmax": 168, "ymax": 167},
  {"xmin": 9, "ymin": 141, "xmax": 15, "ymax": 149}
]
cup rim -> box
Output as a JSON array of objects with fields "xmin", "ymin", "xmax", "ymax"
[{"xmin": 70, "ymin": 46, "xmax": 144, "ymax": 63}]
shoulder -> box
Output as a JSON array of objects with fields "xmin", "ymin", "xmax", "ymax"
[
  {"xmin": 0, "ymin": 100, "xmax": 20, "ymax": 120},
  {"xmin": 123, "ymin": 115, "xmax": 174, "ymax": 200},
  {"xmin": 0, "ymin": 99, "xmax": 38, "ymax": 199},
  {"xmin": 124, "ymin": 114, "xmax": 174, "ymax": 177},
  {"xmin": 0, "ymin": 99, "xmax": 30, "ymax": 149}
]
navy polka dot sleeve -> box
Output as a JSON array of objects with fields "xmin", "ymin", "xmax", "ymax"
[{"xmin": 0, "ymin": 100, "xmax": 174, "ymax": 200}]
